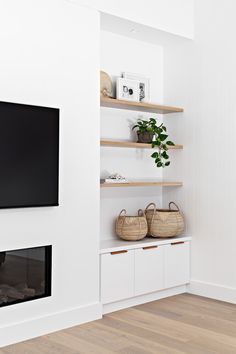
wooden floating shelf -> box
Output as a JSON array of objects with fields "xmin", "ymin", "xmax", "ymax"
[
  {"xmin": 101, "ymin": 181, "xmax": 183, "ymax": 188},
  {"xmin": 100, "ymin": 139, "xmax": 183, "ymax": 150},
  {"xmin": 100, "ymin": 97, "xmax": 184, "ymax": 114}
]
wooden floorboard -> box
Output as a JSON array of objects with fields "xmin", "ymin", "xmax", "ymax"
[{"xmin": 2, "ymin": 294, "xmax": 236, "ymax": 354}]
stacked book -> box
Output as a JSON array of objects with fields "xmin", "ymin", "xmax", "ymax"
[{"xmin": 101, "ymin": 173, "xmax": 128, "ymax": 184}]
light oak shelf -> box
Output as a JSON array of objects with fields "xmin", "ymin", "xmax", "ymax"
[
  {"xmin": 100, "ymin": 139, "xmax": 183, "ymax": 150},
  {"xmin": 101, "ymin": 181, "xmax": 183, "ymax": 188},
  {"xmin": 100, "ymin": 97, "xmax": 184, "ymax": 114}
]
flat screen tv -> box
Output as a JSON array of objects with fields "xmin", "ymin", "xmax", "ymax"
[{"xmin": 0, "ymin": 101, "xmax": 59, "ymax": 208}]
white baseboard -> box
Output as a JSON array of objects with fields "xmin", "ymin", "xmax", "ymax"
[
  {"xmin": 0, "ymin": 302, "xmax": 102, "ymax": 348},
  {"xmin": 188, "ymin": 280, "xmax": 236, "ymax": 304},
  {"xmin": 7, "ymin": 281, "xmax": 234, "ymax": 348},
  {"xmin": 103, "ymin": 285, "xmax": 187, "ymax": 314}
]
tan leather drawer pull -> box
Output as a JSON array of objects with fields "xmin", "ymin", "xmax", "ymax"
[
  {"xmin": 171, "ymin": 241, "xmax": 185, "ymax": 246},
  {"xmin": 110, "ymin": 250, "xmax": 128, "ymax": 255},
  {"xmin": 143, "ymin": 246, "xmax": 158, "ymax": 250}
]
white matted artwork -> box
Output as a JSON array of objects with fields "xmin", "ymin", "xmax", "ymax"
[
  {"xmin": 122, "ymin": 72, "xmax": 150, "ymax": 103},
  {"xmin": 116, "ymin": 78, "xmax": 140, "ymax": 102}
]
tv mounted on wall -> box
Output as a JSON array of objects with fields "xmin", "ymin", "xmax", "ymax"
[{"xmin": 0, "ymin": 101, "xmax": 59, "ymax": 208}]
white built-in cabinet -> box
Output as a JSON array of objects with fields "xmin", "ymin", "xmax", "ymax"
[
  {"xmin": 135, "ymin": 246, "xmax": 164, "ymax": 296},
  {"xmin": 101, "ymin": 250, "xmax": 134, "ymax": 304},
  {"xmin": 165, "ymin": 242, "xmax": 190, "ymax": 288},
  {"xmin": 100, "ymin": 237, "xmax": 190, "ymax": 304}
]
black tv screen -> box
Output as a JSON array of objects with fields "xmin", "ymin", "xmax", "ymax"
[{"xmin": 0, "ymin": 101, "xmax": 59, "ymax": 208}]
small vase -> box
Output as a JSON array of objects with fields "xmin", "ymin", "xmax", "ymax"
[{"xmin": 137, "ymin": 132, "xmax": 154, "ymax": 143}]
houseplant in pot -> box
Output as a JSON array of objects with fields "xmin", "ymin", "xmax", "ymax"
[
  {"xmin": 132, "ymin": 119, "xmax": 155, "ymax": 143},
  {"xmin": 132, "ymin": 118, "xmax": 175, "ymax": 167}
]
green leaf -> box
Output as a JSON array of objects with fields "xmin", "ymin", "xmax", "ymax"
[
  {"xmin": 166, "ymin": 141, "xmax": 175, "ymax": 146},
  {"xmin": 156, "ymin": 161, "xmax": 163, "ymax": 168},
  {"xmin": 159, "ymin": 134, "xmax": 168, "ymax": 141},
  {"xmin": 155, "ymin": 126, "xmax": 161, "ymax": 132},
  {"xmin": 161, "ymin": 150, "xmax": 166, "ymax": 156},
  {"xmin": 162, "ymin": 144, "xmax": 168, "ymax": 150},
  {"xmin": 152, "ymin": 140, "xmax": 161, "ymax": 147},
  {"xmin": 151, "ymin": 152, "xmax": 158, "ymax": 158},
  {"xmin": 152, "ymin": 140, "xmax": 157, "ymax": 146},
  {"xmin": 162, "ymin": 153, "xmax": 169, "ymax": 160},
  {"xmin": 132, "ymin": 125, "xmax": 139, "ymax": 130},
  {"xmin": 162, "ymin": 126, "xmax": 167, "ymax": 132},
  {"xmin": 165, "ymin": 161, "xmax": 170, "ymax": 166}
]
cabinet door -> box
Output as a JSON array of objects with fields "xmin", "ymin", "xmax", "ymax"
[
  {"xmin": 135, "ymin": 246, "xmax": 164, "ymax": 296},
  {"xmin": 165, "ymin": 241, "xmax": 190, "ymax": 288},
  {"xmin": 101, "ymin": 250, "xmax": 134, "ymax": 304}
]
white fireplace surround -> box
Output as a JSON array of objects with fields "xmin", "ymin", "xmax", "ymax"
[{"xmin": 0, "ymin": 0, "xmax": 101, "ymax": 347}]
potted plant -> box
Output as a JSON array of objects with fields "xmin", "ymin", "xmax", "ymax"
[
  {"xmin": 132, "ymin": 119, "xmax": 155, "ymax": 143},
  {"xmin": 132, "ymin": 118, "xmax": 175, "ymax": 167}
]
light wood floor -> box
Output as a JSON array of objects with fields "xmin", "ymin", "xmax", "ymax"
[{"xmin": 2, "ymin": 294, "xmax": 236, "ymax": 354}]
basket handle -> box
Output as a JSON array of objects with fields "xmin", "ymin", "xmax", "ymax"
[
  {"xmin": 169, "ymin": 202, "xmax": 180, "ymax": 211},
  {"xmin": 119, "ymin": 209, "xmax": 127, "ymax": 217},
  {"xmin": 145, "ymin": 203, "xmax": 158, "ymax": 237},
  {"xmin": 138, "ymin": 209, "xmax": 145, "ymax": 217},
  {"xmin": 145, "ymin": 203, "xmax": 157, "ymax": 213},
  {"xmin": 118, "ymin": 209, "xmax": 127, "ymax": 239}
]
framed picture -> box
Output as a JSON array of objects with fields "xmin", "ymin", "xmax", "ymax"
[
  {"xmin": 116, "ymin": 78, "xmax": 140, "ymax": 102},
  {"xmin": 122, "ymin": 72, "xmax": 150, "ymax": 103}
]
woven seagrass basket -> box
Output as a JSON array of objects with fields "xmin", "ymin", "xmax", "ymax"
[
  {"xmin": 116, "ymin": 209, "xmax": 148, "ymax": 241},
  {"xmin": 145, "ymin": 202, "xmax": 184, "ymax": 238}
]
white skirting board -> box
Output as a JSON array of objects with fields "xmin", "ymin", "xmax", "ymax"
[
  {"xmin": 0, "ymin": 302, "xmax": 102, "ymax": 348},
  {"xmin": 188, "ymin": 280, "xmax": 236, "ymax": 304},
  {"xmin": 5, "ymin": 280, "xmax": 235, "ymax": 347},
  {"xmin": 103, "ymin": 285, "xmax": 187, "ymax": 314}
]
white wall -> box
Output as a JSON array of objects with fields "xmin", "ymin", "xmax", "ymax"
[
  {"xmin": 76, "ymin": 0, "xmax": 194, "ymax": 39},
  {"xmin": 100, "ymin": 30, "xmax": 164, "ymax": 240},
  {"xmin": 0, "ymin": 0, "xmax": 100, "ymax": 346},
  {"xmin": 164, "ymin": 0, "xmax": 236, "ymax": 303}
]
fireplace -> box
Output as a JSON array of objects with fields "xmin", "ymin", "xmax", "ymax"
[{"xmin": 0, "ymin": 246, "xmax": 52, "ymax": 307}]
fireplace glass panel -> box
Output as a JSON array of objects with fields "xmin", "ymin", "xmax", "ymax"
[{"xmin": 0, "ymin": 245, "xmax": 51, "ymax": 307}]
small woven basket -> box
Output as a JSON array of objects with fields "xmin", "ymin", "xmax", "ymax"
[
  {"xmin": 145, "ymin": 202, "xmax": 185, "ymax": 238},
  {"xmin": 116, "ymin": 209, "xmax": 148, "ymax": 241}
]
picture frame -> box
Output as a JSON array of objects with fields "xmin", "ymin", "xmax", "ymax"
[
  {"xmin": 122, "ymin": 72, "xmax": 150, "ymax": 103},
  {"xmin": 116, "ymin": 78, "xmax": 140, "ymax": 102}
]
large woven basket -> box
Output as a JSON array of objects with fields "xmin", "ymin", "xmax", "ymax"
[
  {"xmin": 116, "ymin": 209, "xmax": 148, "ymax": 241},
  {"xmin": 145, "ymin": 202, "xmax": 184, "ymax": 238}
]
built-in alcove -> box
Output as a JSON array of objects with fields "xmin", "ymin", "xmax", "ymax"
[
  {"xmin": 0, "ymin": 245, "xmax": 52, "ymax": 307},
  {"xmin": 99, "ymin": 14, "xmax": 191, "ymax": 315},
  {"xmin": 100, "ymin": 29, "xmax": 164, "ymax": 241}
]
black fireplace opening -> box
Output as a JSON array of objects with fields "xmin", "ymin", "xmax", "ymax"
[{"xmin": 0, "ymin": 245, "xmax": 52, "ymax": 307}]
